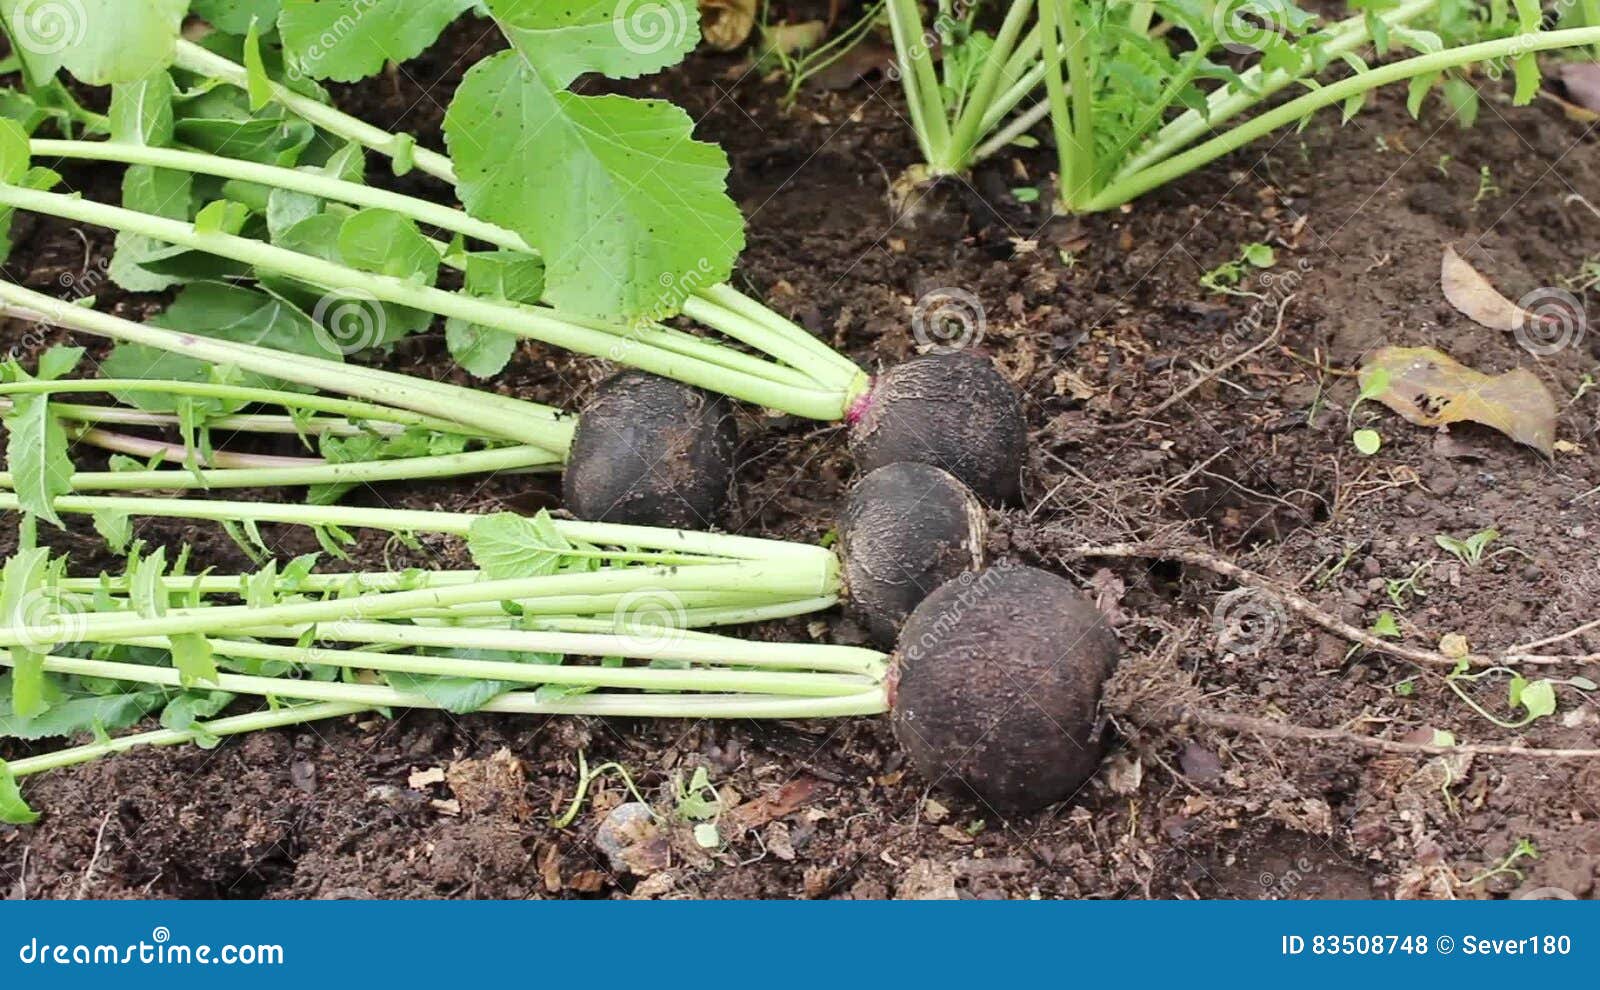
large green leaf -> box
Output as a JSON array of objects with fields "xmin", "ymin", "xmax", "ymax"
[
  {"xmin": 0, "ymin": 0, "xmax": 187, "ymax": 85},
  {"xmin": 2, "ymin": 387, "xmax": 74, "ymax": 528},
  {"xmin": 100, "ymin": 282, "xmax": 328, "ymax": 411},
  {"xmin": 445, "ymin": 43, "xmax": 743, "ymax": 318},
  {"xmin": 278, "ymin": 0, "xmax": 476, "ymax": 82}
]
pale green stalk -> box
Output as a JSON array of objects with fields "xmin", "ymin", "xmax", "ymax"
[
  {"xmin": 113, "ymin": 634, "xmax": 882, "ymax": 693},
  {"xmin": 2, "ymin": 444, "xmax": 559, "ymax": 492},
  {"xmin": 0, "ymin": 280, "xmax": 575, "ymax": 451},
  {"xmin": 944, "ymin": 0, "xmax": 1036, "ymax": 170},
  {"xmin": 0, "ymin": 186, "xmax": 852, "ymax": 421},
  {"xmin": 8, "ymin": 653, "xmax": 890, "ymax": 719},
  {"xmin": 0, "ymin": 492, "xmax": 831, "ymax": 562},
  {"xmin": 6, "ymin": 702, "xmax": 366, "ymax": 777}
]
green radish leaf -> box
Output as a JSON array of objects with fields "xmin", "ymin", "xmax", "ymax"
[
  {"xmin": 279, "ymin": 0, "xmax": 476, "ymax": 82},
  {"xmin": 175, "ymin": 115, "xmax": 316, "ymax": 166},
  {"xmin": 446, "ymin": 0, "xmax": 741, "ymax": 318},
  {"xmin": 0, "ymin": 116, "xmax": 31, "ymax": 180},
  {"xmin": 92, "ymin": 510, "xmax": 134, "ymax": 554},
  {"xmin": 0, "ymin": 759, "xmax": 37, "ymax": 824},
  {"xmin": 1440, "ymin": 77, "xmax": 1479, "ymax": 129},
  {"xmin": 466, "ymin": 510, "xmax": 575, "ymax": 579},
  {"xmin": 337, "ymin": 209, "xmax": 439, "ymax": 285},
  {"xmin": 192, "ymin": 0, "xmax": 284, "ymax": 35},
  {"xmin": 0, "ymin": 548, "xmax": 52, "ymax": 718},
  {"xmin": 445, "ymin": 319, "xmax": 518, "ymax": 378},
  {"xmin": 1353, "ymin": 428, "xmax": 1382, "ymax": 455},
  {"xmin": 195, "ymin": 198, "xmax": 252, "ymax": 235},
  {"xmin": 464, "ymin": 251, "xmax": 545, "ymax": 303},
  {"xmin": 384, "ymin": 648, "xmax": 560, "ymax": 714},
  {"xmin": 101, "ymin": 282, "xmax": 327, "ymax": 411},
  {"xmin": 159, "ymin": 689, "xmax": 233, "ymax": 731},
  {"xmin": 0, "ymin": 0, "xmax": 187, "ymax": 85},
  {"xmin": 244, "ymin": 17, "xmax": 273, "ymax": 110},
  {"xmin": 35, "ymin": 344, "xmax": 83, "ymax": 380},
  {"xmin": 2, "ymin": 385, "xmax": 74, "ymax": 528},
  {"xmin": 491, "ymin": 0, "xmax": 699, "ymax": 86},
  {"xmin": 444, "ymin": 250, "xmax": 544, "ymax": 377},
  {"xmin": 0, "ymin": 684, "xmax": 163, "ymax": 740},
  {"xmin": 110, "ymin": 71, "xmax": 176, "ymax": 145},
  {"xmin": 1516, "ymin": 678, "xmax": 1557, "ymax": 721},
  {"xmin": 170, "ymin": 634, "xmax": 220, "ymax": 687}
]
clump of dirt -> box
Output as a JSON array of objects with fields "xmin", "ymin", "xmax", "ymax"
[{"xmin": 4, "ymin": 14, "xmax": 1599, "ymax": 900}]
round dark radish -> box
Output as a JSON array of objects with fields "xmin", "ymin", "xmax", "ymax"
[
  {"xmin": 563, "ymin": 371, "xmax": 738, "ymax": 529},
  {"xmin": 838, "ymin": 462, "xmax": 985, "ymax": 648},
  {"xmin": 847, "ymin": 351, "xmax": 1025, "ymax": 506},
  {"xmin": 892, "ymin": 564, "xmax": 1119, "ymax": 815}
]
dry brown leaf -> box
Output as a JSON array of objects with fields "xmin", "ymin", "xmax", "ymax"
[
  {"xmin": 407, "ymin": 766, "xmax": 445, "ymax": 789},
  {"xmin": 1559, "ymin": 62, "xmax": 1600, "ymax": 115},
  {"xmin": 700, "ymin": 0, "xmax": 756, "ymax": 51},
  {"xmin": 1359, "ymin": 346, "xmax": 1557, "ymax": 457},
  {"xmin": 1440, "ymin": 246, "xmax": 1533, "ymax": 332}
]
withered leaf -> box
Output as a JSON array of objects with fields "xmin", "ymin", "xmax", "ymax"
[
  {"xmin": 1358, "ymin": 346, "xmax": 1557, "ymax": 457},
  {"xmin": 1559, "ymin": 62, "xmax": 1600, "ymax": 116},
  {"xmin": 700, "ymin": 0, "xmax": 757, "ymax": 51},
  {"xmin": 1440, "ymin": 246, "xmax": 1533, "ymax": 332}
]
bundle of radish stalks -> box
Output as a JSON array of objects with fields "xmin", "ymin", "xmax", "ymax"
[{"xmin": 0, "ymin": 496, "xmax": 1119, "ymax": 824}]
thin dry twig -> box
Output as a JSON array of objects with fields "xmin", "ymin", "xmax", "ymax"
[
  {"xmin": 1187, "ymin": 708, "xmax": 1600, "ymax": 759},
  {"xmin": 1109, "ymin": 294, "xmax": 1294, "ymax": 430},
  {"xmin": 1061, "ymin": 541, "xmax": 1589, "ymax": 669}
]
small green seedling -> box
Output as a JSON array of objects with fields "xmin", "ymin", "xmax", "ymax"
[
  {"xmin": 1433, "ymin": 529, "xmax": 1526, "ymax": 568},
  {"xmin": 1012, "ymin": 186, "xmax": 1040, "ymax": 203},
  {"xmin": 674, "ymin": 766, "xmax": 726, "ymax": 849},
  {"xmin": 1442, "ymin": 661, "xmax": 1591, "ymax": 730},
  {"xmin": 1473, "ymin": 165, "xmax": 1501, "ymax": 206},
  {"xmin": 1372, "ymin": 611, "xmax": 1402, "ymax": 639},
  {"xmin": 1200, "ymin": 243, "xmax": 1277, "ymax": 298},
  {"xmin": 1467, "ymin": 839, "xmax": 1538, "ymax": 886},
  {"xmin": 1385, "ymin": 561, "xmax": 1433, "ymax": 609},
  {"xmin": 1353, "ymin": 428, "xmax": 1383, "ymax": 456}
]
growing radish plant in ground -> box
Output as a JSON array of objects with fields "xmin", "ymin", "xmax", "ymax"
[
  {"xmin": 884, "ymin": 1, "xmax": 1600, "ymax": 212},
  {"xmin": 0, "ymin": 1, "xmax": 1029, "ymax": 508}
]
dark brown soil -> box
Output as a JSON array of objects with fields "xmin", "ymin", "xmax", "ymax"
[{"xmin": 4, "ymin": 9, "xmax": 1600, "ymax": 901}]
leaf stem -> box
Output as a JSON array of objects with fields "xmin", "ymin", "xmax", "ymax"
[
  {"xmin": 0, "ymin": 279, "xmax": 575, "ymax": 452},
  {"xmin": 0, "ymin": 443, "xmax": 560, "ymax": 492},
  {"xmin": 5, "ymin": 702, "xmax": 366, "ymax": 778},
  {"xmin": 0, "ymin": 186, "xmax": 852, "ymax": 421}
]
